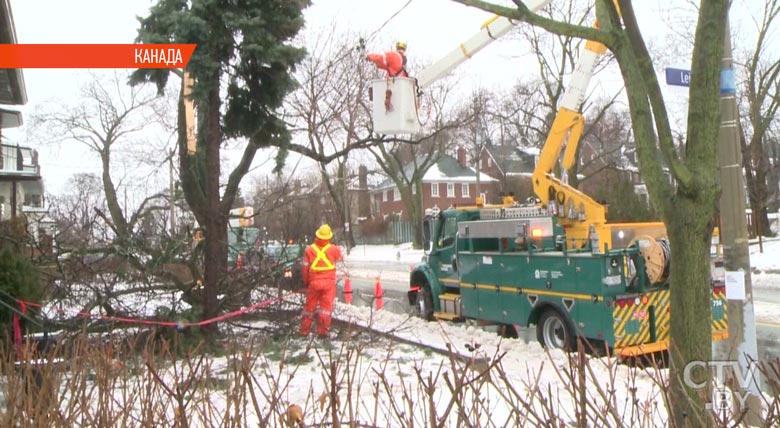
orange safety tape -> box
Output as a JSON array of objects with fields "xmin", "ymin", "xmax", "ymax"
[{"xmin": 19, "ymin": 292, "xmax": 295, "ymax": 328}]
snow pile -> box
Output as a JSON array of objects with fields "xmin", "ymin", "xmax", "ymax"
[
  {"xmin": 343, "ymin": 243, "xmax": 424, "ymax": 283},
  {"xmin": 346, "ymin": 242, "xmax": 424, "ymax": 265},
  {"xmin": 750, "ymin": 237, "xmax": 780, "ymax": 274}
]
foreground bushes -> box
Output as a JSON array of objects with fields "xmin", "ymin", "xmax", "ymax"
[{"xmin": 3, "ymin": 328, "xmax": 780, "ymax": 428}]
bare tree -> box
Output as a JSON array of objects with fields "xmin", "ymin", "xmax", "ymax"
[
  {"xmin": 368, "ymin": 79, "xmax": 465, "ymax": 248},
  {"xmin": 34, "ymin": 74, "xmax": 203, "ymax": 318},
  {"xmin": 36, "ymin": 72, "xmax": 168, "ymax": 245},
  {"xmin": 457, "ymin": 89, "xmax": 495, "ymax": 198},
  {"xmin": 283, "ymin": 28, "xmax": 466, "ymax": 249},
  {"xmin": 454, "ymin": 0, "xmax": 730, "ymax": 423},
  {"xmin": 249, "ymin": 171, "xmax": 322, "ymax": 244},
  {"xmin": 739, "ymin": 0, "xmax": 780, "ymax": 237},
  {"xmin": 488, "ymin": 0, "xmax": 625, "ymax": 200},
  {"xmin": 46, "ymin": 173, "xmax": 107, "ymax": 250},
  {"xmin": 657, "ymin": 0, "xmax": 780, "ymax": 237},
  {"xmin": 283, "ymin": 30, "xmax": 376, "ymax": 250}
]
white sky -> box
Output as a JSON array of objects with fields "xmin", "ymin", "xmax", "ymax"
[{"xmin": 1, "ymin": 0, "xmax": 769, "ymax": 197}]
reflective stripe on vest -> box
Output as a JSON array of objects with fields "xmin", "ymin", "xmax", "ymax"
[{"xmin": 310, "ymin": 243, "xmax": 335, "ymax": 272}]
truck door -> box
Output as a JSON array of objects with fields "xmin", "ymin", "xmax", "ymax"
[{"xmin": 431, "ymin": 215, "xmax": 460, "ymax": 289}]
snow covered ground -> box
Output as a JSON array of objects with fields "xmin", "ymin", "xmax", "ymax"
[
  {"xmin": 225, "ymin": 236, "xmax": 780, "ymax": 425},
  {"xmin": 750, "ymin": 237, "xmax": 780, "ymax": 293},
  {"xmin": 16, "ymin": 238, "xmax": 778, "ymax": 426},
  {"xmin": 325, "ymin": 239, "xmax": 780, "ymax": 425}
]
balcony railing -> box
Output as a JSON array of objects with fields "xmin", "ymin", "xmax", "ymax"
[{"xmin": 0, "ymin": 144, "xmax": 40, "ymax": 176}]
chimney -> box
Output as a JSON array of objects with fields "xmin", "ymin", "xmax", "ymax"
[
  {"xmin": 359, "ymin": 165, "xmax": 368, "ymax": 189},
  {"xmin": 457, "ymin": 146, "xmax": 466, "ymax": 168}
]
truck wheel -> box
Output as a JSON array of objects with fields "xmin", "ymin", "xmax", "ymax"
[
  {"xmin": 498, "ymin": 323, "xmax": 518, "ymax": 339},
  {"xmin": 414, "ymin": 285, "xmax": 434, "ymax": 321},
  {"xmin": 536, "ymin": 309, "xmax": 575, "ymax": 352}
]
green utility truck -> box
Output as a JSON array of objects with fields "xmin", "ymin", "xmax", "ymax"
[{"xmin": 407, "ymin": 198, "xmax": 728, "ymax": 357}]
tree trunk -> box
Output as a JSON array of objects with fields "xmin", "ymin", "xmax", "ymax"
[
  {"xmin": 741, "ymin": 125, "xmax": 775, "ymax": 237},
  {"xmin": 667, "ymin": 198, "xmax": 717, "ymax": 428},
  {"xmin": 402, "ymin": 183, "xmax": 424, "ymax": 249},
  {"xmin": 411, "ymin": 199, "xmax": 423, "ymax": 249},
  {"xmin": 100, "ymin": 149, "xmax": 129, "ymax": 239},
  {"xmin": 202, "ymin": 76, "xmax": 224, "ymax": 342}
]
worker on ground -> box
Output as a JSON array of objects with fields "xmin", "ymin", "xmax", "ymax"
[
  {"xmin": 366, "ymin": 41, "xmax": 409, "ymax": 78},
  {"xmin": 299, "ymin": 224, "xmax": 344, "ymax": 338}
]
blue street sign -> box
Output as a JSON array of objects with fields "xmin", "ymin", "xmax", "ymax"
[
  {"xmin": 666, "ymin": 68, "xmax": 691, "ymax": 87},
  {"xmin": 720, "ymin": 67, "xmax": 736, "ymax": 94}
]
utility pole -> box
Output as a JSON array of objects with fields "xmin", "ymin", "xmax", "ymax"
[{"xmin": 714, "ymin": 19, "xmax": 761, "ymax": 423}]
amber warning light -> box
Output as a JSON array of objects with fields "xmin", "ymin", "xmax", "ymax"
[{"xmin": 0, "ymin": 44, "xmax": 196, "ymax": 68}]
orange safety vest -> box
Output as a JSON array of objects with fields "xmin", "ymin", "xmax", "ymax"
[{"xmin": 309, "ymin": 243, "xmax": 335, "ymax": 272}]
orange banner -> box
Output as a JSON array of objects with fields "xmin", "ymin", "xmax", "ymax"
[{"xmin": 0, "ymin": 44, "xmax": 196, "ymax": 68}]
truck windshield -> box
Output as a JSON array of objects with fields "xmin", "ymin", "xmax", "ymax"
[
  {"xmin": 423, "ymin": 218, "xmax": 432, "ymax": 253},
  {"xmin": 438, "ymin": 216, "xmax": 458, "ymax": 249}
]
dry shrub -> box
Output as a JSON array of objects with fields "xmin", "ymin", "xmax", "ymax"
[{"xmin": 2, "ymin": 331, "xmax": 779, "ymax": 427}]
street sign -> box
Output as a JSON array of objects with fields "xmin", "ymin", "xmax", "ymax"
[
  {"xmin": 720, "ymin": 67, "xmax": 736, "ymax": 94},
  {"xmin": 666, "ymin": 68, "xmax": 691, "ymax": 87}
]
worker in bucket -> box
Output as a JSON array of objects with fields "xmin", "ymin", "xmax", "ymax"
[
  {"xmin": 366, "ymin": 41, "xmax": 409, "ymax": 78},
  {"xmin": 299, "ymin": 224, "xmax": 344, "ymax": 338}
]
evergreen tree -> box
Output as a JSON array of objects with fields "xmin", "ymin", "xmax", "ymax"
[
  {"xmin": 0, "ymin": 248, "xmax": 42, "ymax": 338},
  {"xmin": 131, "ymin": 0, "xmax": 310, "ymax": 341}
]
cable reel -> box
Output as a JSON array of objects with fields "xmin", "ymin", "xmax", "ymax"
[{"xmin": 630, "ymin": 235, "xmax": 671, "ymax": 284}]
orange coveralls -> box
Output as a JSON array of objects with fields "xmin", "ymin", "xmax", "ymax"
[
  {"xmin": 299, "ymin": 239, "xmax": 343, "ymax": 337},
  {"xmin": 367, "ymin": 50, "xmax": 408, "ymax": 77}
]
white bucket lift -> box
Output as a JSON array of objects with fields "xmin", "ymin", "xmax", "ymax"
[{"xmin": 370, "ymin": 77, "xmax": 420, "ymax": 135}]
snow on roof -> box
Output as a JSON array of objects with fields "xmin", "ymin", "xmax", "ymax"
[
  {"xmin": 422, "ymin": 161, "xmax": 497, "ymax": 183},
  {"xmin": 372, "ymin": 154, "xmax": 496, "ymax": 191}
]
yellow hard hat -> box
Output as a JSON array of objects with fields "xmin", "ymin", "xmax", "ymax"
[
  {"xmin": 396, "ymin": 40, "xmax": 407, "ymax": 50},
  {"xmin": 315, "ymin": 224, "xmax": 333, "ymax": 240}
]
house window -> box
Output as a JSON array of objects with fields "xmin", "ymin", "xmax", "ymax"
[
  {"xmin": 393, "ymin": 188, "xmax": 401, "ymax": 201},
  {"xmin": 447, "ymin": 183, "xmax": 455, "ymax": 198},
  {"xmin": 431, "ymin": 183, "xmax": 440, "ymax": 198},
  {"xmin": 487, "ymin": 157, "xmax": 492, "ymax": 167},
  {"xmin": 24, "ymin": 194, "xmax": 42, "ymax": 208},
  {"xmin": 462, "ymin": 183, "xmax": 470, "ymax": 198},
  {"xmin": 412, "ymin": 186, "xmax": 416, "ymax": 195},
  {"xmin": 383, "ymin": 190, "xmax": 388, "ymax": 202}
]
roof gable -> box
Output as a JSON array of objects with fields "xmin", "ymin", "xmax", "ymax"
[
  {"xmin": 485, "ymin": 145, "xmax": 536, "ymax": 174},
  {"xmin": 373, "ymin": 153, "xmax": 496, "ymax": 191}
]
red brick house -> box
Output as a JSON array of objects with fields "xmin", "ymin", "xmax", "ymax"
[
  {"xmin": 478, "ymin": 144, "xmax": 538, "ymax": 200},
  {"xmin": 370, "ymin": 148, "xmax": 499, "ymax": 219}
]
